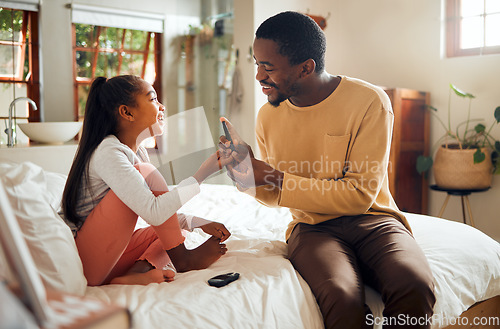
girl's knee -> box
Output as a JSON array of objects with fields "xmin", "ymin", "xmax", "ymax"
[
  {"xmin": 134, "ymin": 163, "xmax": 169, "ymax": 192},
  {"xmin": 134, "ymin": 162, "xmax": 158, "ymax": 178}
]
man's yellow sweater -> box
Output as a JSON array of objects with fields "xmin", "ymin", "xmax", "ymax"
[{"xmin": 252, "ymin": 76, "xmax": 409, "ymax": 240}]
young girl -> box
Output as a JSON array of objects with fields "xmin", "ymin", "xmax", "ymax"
[{"xmin": 62, "ymin": 75, "xmax": 233, "ymax": 286}]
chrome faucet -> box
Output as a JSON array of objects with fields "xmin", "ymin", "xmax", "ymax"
[{"xmin": 6, "ymin": 97, "xmax": 38, "ymax": 147}]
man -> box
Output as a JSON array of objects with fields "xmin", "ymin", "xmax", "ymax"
[{"xmin": 222, "ymin": 11, "xmax": 435, "ymax": 329}]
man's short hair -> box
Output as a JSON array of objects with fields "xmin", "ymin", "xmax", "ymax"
[{"xmin": 255, "ymin": 11, "xmax": 326, "ymax": 73}]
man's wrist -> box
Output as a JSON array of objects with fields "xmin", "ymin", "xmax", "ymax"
[
  {"xmin": 278, "ymin": 171, "xmax": 284, "ymax": 189},
  {"xmin": 261, "ymin": 163, "xmax": 284, "ymax": 189},
  {"xmin": 271, "ymin": 170, "xmax": 284, "ymax": 189}
]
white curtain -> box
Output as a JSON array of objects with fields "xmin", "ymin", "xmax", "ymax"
[
  {"xmin": 70, "ymin": 3, "xmax": 164, "ymax": 33},
  {"xmin": 0, "ymin": 0, "xmax": 39, "ymax": 12}
]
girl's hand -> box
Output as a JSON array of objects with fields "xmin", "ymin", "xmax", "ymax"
[
  {"xmin": 193, "ymin": 150, "xmax": 233, "ymax": 183},
  {"xmin": 200, "ymin": 222, "xmax": 231, "ymax": 242}
]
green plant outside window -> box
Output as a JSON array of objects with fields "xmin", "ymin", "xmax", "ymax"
[{"xmin": 73, "ymin": 24, "xmax": 158, "ymax": 118}]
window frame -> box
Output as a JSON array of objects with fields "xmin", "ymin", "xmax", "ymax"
[
  {"xmin": 446, "ymin": 0, "xmax": 500, "ymax": 57},
  {"xmin": 0, "ymin": 7, "xmax": 40, "ymax": 122},
  {"xmin": 71, "ymin": 24, "xmax": 162, "ymax": 120}
]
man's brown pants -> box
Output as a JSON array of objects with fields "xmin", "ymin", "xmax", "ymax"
[{"xmin": 288, "ymin": 215, "xmax": 436, "ymax": 329}]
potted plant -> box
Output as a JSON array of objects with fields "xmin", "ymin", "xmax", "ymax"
[{"xmin": 416, "ymin": 84, "xmax": 500, "ymax": 189}]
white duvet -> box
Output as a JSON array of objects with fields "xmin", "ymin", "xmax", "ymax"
[
  {"xmin": 83, "ymin": 184, "xmax": 500, "ymax": 329},
  {"xmin": 2, "ymin": 162, "xmax": 498, "ymax": 329}
]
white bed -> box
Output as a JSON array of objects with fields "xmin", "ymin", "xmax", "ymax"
[{"xmin": 1, "ymin": 161, "xmax": 499, "ymax": 329}]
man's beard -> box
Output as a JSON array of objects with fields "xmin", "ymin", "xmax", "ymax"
[
  {"xmin": 269, "ymin": 92, "xmax": 288, "ymax": 107},
  {"xmin": 268, "ymin": 81, "xmax": 300, "ymax": 107}
]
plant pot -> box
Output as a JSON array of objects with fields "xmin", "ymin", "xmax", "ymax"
[{"xmin": 433, "ymin": 144, "xmax": 493, "ymax": 189}]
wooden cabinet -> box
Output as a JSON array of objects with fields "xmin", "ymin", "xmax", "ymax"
[{"xmin": 384, "ymin": 88, "xmax": 430, "ymax": 214}]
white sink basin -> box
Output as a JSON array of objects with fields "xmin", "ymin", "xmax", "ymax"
[{"xmin": 18, "ymin": 122, "xmax": 83, "ymax": 144}]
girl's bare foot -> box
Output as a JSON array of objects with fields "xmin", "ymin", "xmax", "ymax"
[
  {"xmin": 109, "ymin": 268, "xmax": 175, "ymax": 285},
  {"xmin": 109, "ymin": 260, "xmax": 175, "ymax": 285},
  {"xmin": 167, "ymin": 236, "xmax": 227, "ymax": 272}
]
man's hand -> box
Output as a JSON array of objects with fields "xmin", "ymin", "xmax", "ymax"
[
  {"xmin": 219, "ymin": 117, "xmax": 255, "ymax": 160},
  {"xmin": 219, "ymin": 118, "xmax": 283, "ymax": 189},
  {"xmin": 226, "ymin": 157, "xmax": 283, "ymax": 189}
]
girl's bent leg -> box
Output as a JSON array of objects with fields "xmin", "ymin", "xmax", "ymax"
[
  {"xmin": 75, "ymin": 189, "xmax": 138, "ymax": 286},
  {"xmin": 136, "ymin": 163, "xmax": 185, "ymax": 250},
  {"xmin": 103, "ymin": 227, "xmax": 175, "ymax": 284},
  {"xmin": 77, "ymin": 163, "xmax": 184, "ymax": 286},
  {"xmin": 135, "ymin": 163, "xmax": 228, "ymax": 271}
]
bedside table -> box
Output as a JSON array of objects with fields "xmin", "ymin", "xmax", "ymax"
[{"xmin": 430, "ymin": 185, "xmax": 490, "ymax": 227}]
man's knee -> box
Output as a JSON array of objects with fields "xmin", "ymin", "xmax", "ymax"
[
  {"xmin": 402, "ymin": 277, "xmax": 436, "ymax": 313},
  {"xmin": 313, "ymin": 279, "xmax": 365, "ymax": 329},
  {"xmin": 385, "ymin": 272, "xmax": 436, "ymax": 316}
]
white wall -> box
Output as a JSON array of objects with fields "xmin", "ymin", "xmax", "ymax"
[
  {"xmin": 231, "ymin": 0, "xmax": 256, "ymax": 148},
  {"xmin": 39, "ymin": 0, "xmax": 73, "ymax": 121}
]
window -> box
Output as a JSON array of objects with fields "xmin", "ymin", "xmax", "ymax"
[
  {"xmin": 0, "ymin": 6, "xmax": 40, "ymax": 123},
  {"xmin": 72, "ymin": 24, "xmax": 161, "ymax": 118},
  {"xmin": 70, "ymin": 4, "xmax": 164, "ymax": 120},
  {"xmin": 447, "ymin": 0, "xmax": 500, "ymax": 57}
]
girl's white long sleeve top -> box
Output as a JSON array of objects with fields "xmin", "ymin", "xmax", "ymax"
[{"xmin": 72, "ymin": 135, "xmax": 201, "ymax": 229}]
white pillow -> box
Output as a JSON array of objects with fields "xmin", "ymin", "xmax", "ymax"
[
  {"xmin": 0, "ymin": 162, "xmax": 87, "ymax": 295},
  {"xmin": 44, "ymin": 171, "xmax": 67, "ymax": 211},
  {"xmin": 0, "ymin": 243, "xmax": 14, "ymax": 282}
]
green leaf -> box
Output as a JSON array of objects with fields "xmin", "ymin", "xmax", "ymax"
[
  {"xmin": 450, "ymin": 83, "xmax": 475, "ymax": 98},
  {"xmin": 495, "ymin": 141, "xmax": 500, "ymax": 152},
  {"xmin": 495, "ymin": 106, "xmax": 500, "ymax": 123},
  {"xmin": 424, "ymin": 104, "xmax": 438, "ymax": 112},
  {"xmin": 474, "ymin": 123, "xmax": 486, "ymax": 133},
  {"xmin": 492, "ymin": 151, "xmax": 499, "ymax": 173},
  {"xmin": 473, "ymin": 148, "xmax": 485, "ymax": 164},
  {"xmin": 416, "ymin": 155, "xmax": 433, "ymax": 174}
]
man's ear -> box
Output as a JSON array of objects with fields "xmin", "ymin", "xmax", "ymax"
[
  {"xmin": 299, "ymin": 59, "xmax": 316, "ymax": 78},
  {"xmin": 118, "ymin": 105, "xmax": 135, "ymax": 122}
]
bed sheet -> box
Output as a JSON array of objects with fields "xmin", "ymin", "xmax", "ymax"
[
  {"xmin": 82, "ymin": 183, "xmax": 500, "ymax": 329},
  {"xmin": 85, "ymin": 184, "xmax": 326, "ymax": 329}
]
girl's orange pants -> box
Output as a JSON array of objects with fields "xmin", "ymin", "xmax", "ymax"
[{"xmin": 75, "ymin": 163, "xmax": 184, "ymax": 286}]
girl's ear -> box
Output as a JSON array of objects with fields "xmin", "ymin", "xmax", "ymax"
[{"xmin": 118, "ymin": 105, "xmax": 135, "ymax": 122}]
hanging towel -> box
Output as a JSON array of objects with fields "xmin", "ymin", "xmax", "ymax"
[{"xmin": 227, "ymin": 66, "xmax": 244, "ymax": 115}]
